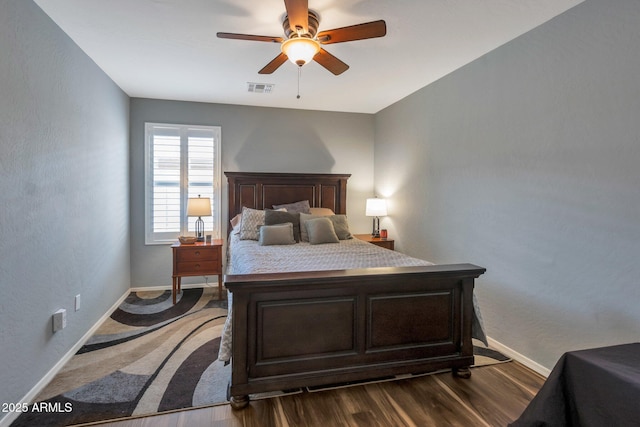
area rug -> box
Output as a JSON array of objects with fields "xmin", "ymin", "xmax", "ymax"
[
  {"xmin": 13, "ymin": 287, "xmax": 229, "ymax": 427},
  {"xmin": 12, "ymin": 287, "xmax": 510, "ymax": 427}
]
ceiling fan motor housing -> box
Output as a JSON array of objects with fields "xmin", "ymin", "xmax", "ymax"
[{"xmin": 283, "ymin": 11, "xmax": 320, "ymax": 39}]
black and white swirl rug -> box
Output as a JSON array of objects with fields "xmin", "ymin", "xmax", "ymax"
[{"xmin": 13, "ymin": 287, "xmax": 229, "ymax": 427}]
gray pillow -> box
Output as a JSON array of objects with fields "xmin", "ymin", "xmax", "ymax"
[
  {"xmin": 265, "ymin": 209, "xmax": 301, "ymax": 242},
  {"xmin": 258, "ymin": 223, "xmax": 296, "ymax": 246},
  {"xmin": 299, "ymin": 213, "xmax": 325, "ymax": 242},
  {"xmin": 305, "ymin": 217, "xmax": 340, "ymax": 245},
  {"xmin": 273, "ymin": 200, "xmax": 311, "ymax": 214},
  {"xmin": 329, "ymin": 215, "xmax": 353, "ymax": 240}
]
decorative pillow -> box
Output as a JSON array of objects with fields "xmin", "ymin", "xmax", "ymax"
[
  {"xmin": 305, "ymin": 217, "xmax": 340, "ymax": 245},
  {"xmin": 258, "ymin": 223, "xmax": 296, "ymax": 246},
  {"xmin": 230, "ymin": 213, "xmax": 242, "ymax": 234},
  {"xmin": 239, "ymin": 207, "xmax": 265, "ymax": 240},
  {"xmin": 309, "ymin": 207, "xmax": 335, "ymax": 216},
  {"xmin": 299, "ymin": 213, "xmax": 324, "ymax": 242},
  {"xmin": 273, "ymin": 200, "xmax": 311, "ymax": 214},
  {"xmin": 329, "ymin": 215, "xmax": 353, "ymax": 240},
  {"xmin": 265, "ymin": 209, "xmax": 301, "ymax": 242}
]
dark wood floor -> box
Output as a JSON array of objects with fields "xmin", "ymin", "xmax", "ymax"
[{"xmin": 89, "ymin": 361, "xmax": 544, "ymax": 427}]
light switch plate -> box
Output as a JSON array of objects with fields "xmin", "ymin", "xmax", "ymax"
[{"xmin": 53, "ymin": 309, "xmax": 66, "ymax": 332}]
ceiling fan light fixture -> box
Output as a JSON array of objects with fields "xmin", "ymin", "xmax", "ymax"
[{"xmin": 281, "ymin": 37, "xmax": 320, "ymax": 67}]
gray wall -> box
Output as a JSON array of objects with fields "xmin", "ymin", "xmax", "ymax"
[
  {"xmin": 374, "ymin": 0, "xmax": 640, "ymax": 370},
  {"xmin": 0, "ymin": 0, "xmax": 130, "ymax": 414},
  {"xmin": 130, "ymin": 99, "xmax": 375, "ymax": 287},
  {"xmin": 5, "ymin": 0, "xmax": 637, "ymax": 410}
]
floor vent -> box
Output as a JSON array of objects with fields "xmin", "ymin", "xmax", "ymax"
[{"xmin": 247, "ymin": 82, "xmax": 274, "ymax": 94}]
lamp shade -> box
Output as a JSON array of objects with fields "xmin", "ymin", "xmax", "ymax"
[
  {"xmin": 365, "ymin": 198, "xmax": 387, "ymax": 217},
  {"xmin": 281, "ymin": 37, "xmax": 320, "ymax": 66},
  {"xmin": 187, "ymin": 197, "xmax": 211, "ymax": 217}
]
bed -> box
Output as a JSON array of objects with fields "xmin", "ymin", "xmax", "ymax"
[{"xmin": 221, "ymin": 172, "xmax": 486, "ymax": 409}]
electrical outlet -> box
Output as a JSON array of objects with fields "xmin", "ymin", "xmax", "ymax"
[
  {"xmin": 52, "ymin": 309, "xmax": 66, "ymax": 332},
  {"xmin": 75, "ymin": 294, "xmax": 81, "ymax": 311}
]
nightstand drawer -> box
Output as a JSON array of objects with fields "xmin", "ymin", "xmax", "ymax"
[
  {"xmin": 372, "ymin": 240, "xmax": 394, "ymax": 250},
  {"xmin": 353, "ymin": 234, "xmax": 395, "ymax": 251},
  {"xmin": 175, "ymin": 261, "xmax": 218, "ymax": 275},
  {"xmin": 177, "ymin": 247, "xmax": 219, "ymax": 262}
]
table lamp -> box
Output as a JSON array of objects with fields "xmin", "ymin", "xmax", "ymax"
[
  {"xmin": 365, "ymin": 198, "xmax": 387, "ymax": 238},
  {"xmin": 187, "ymin": 195, "xmax": 211, "ymax": 242}
]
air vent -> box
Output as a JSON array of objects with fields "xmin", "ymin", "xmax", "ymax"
[{"xmin": 247, "ymin": 82, "xmax": 274, "ymax": 94}]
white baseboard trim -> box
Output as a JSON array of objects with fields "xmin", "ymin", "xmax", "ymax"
[
  {"xmin": 487, "ymin": 336, "xmax": 551, "ymax": 378},
  {"xmin": 130, "ymin": 281, "xmax": 222, "ymax": 293},
  {"xmin": 0, "ymin": 289, "xmax": 131, "ymax": 427}
]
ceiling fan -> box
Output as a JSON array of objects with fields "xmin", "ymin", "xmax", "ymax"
[{"xmin": 216, "ymin": 0, "xmax": 386, "ymax": 76}]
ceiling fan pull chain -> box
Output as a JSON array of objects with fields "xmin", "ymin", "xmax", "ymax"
[{"xmin": 297, "ymin": 66, "xmax": 301, "ymax": 99}]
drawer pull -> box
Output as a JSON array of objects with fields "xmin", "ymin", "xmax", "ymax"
[
  {"xmin": 195, "ymin": 264, "xmax": 200, "ymax": 269},
  {"xmin": 195, "ymin": 251, "xmax": 200, "ymax": 256}
]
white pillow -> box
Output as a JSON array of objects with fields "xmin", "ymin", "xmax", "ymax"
[
  {"xmin": 239, "ymin": 207, "xmax": 265, "ymax": 240},
  {"xmin": 230, "ymin": 214, "xmax": 242, "ymax": 234}
]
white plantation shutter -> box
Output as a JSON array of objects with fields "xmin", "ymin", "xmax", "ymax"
[
  {"xmin": 151, "ymin": 126, "xmax": 181, "ymax": 233},
  {"xmin": 145, "ymin": 123, "xmax": 221, "ymax": 244},
  {"xmin": 187, "ymin": 129, "xmax": 216, "ymax": 233}
]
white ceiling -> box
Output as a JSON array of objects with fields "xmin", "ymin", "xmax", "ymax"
[{"xmin": 35, "ymin": 0, "xmax": 583, "ymax": 114}]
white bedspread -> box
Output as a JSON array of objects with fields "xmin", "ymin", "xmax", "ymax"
[{"xmin": 218, "ymin": 233, "xmax": 486, "ymax": 362}]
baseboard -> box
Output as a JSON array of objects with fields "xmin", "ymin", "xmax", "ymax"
[
  {"xmin": 130, "ymin": 281, "xmax": 222, "ymax": 293},
  {"xmin": 0, "ymin": 289, "xmax": 131, "ymax": 427},
  {"xmin": 487, "ymin": 336, "xmax": 551, "ymax": 378}
]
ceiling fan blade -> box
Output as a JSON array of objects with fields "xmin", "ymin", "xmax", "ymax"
[
  {"xmin": 284, "ymin": 0, "xmax": 309, "ymax": 34},
  {"xmin": 317, "ymin": 20, "xmax": 386, "ymax": 44},
  {"xmin": 259, "ymin": 53, "xmax": 289, "ymax": 74},
  {"xmin": 313, "ymin": 49, "xmax": 349, "ymax": 75},
  {"xmin": 217, "ymin": 32, "xmax": 283, "ymax": 43}
]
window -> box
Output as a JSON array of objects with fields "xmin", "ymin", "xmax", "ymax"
[{"xmin": 144, "ymin": 123, "xmax": 221, "ymax": 245}]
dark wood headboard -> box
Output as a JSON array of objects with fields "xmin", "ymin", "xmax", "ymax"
[{"xmin": 225, "ymin": 172, "xmax": 351, "ymax": 232}]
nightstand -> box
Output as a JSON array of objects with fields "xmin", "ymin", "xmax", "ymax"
[
  {"xmin": 353, "ymin": 234, "xmax": 395, "ymax": 251},
  {"xmin": 171, "ymin": 239, "xmax": 224, "ymax": 304}
]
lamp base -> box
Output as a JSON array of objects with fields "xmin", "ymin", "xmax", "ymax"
[
  {"xmin": 371, "ymin": 217, "xmax": 380, "ymax": 238},
  {"xmin": 195, "ymin": 217, "xmax": 205, "ymax": 242}
]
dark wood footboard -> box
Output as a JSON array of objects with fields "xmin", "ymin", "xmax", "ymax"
[{"xmin": 225, "ymin": 263, "xmax": 485, "ymax": 409}]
